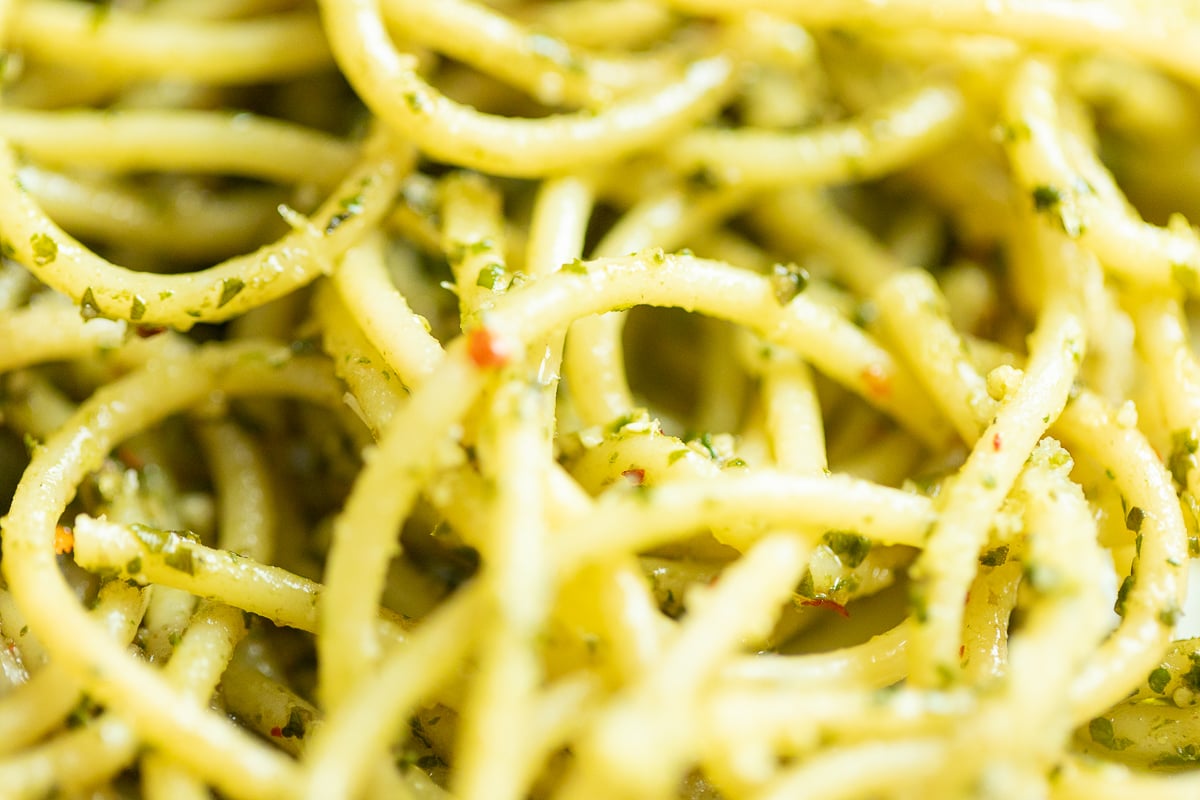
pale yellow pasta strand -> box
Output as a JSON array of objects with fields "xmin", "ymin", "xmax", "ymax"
[
  {"xmin": 1054, "ymin": 757, "xmax": 1200, "ymax": 800},
  {"xmin": 1056, "ymin": 390, "xmax": 1189, "ymax": 719},
  {"xmin": 665, "ymin": 0, "xmax": 1200, "ymax": 86},
  {"xmin": 318, "ymin": 0, "xmax": 736, "ymax": 176},
  {"xmin": 563, "ymin": 181, "xmax": 754, "ymax": 425},
  {"xmin": 440, "ymin": 171, "xmax": 510, "ymax": 321},
  {"xmin": 553, "ymin": 470, "xmax": 932, "ymax": 573},
  {"xmin": 70, "ymin": 514, "xmax": 408, "ymax": 644},
  {"xmin": 0, "ymin": 582, "xmax": 144, "ymax": 758},
  {"xmin": 1004, "ymin": 58, "xmax": 1200, "ymax": 289},
  {"xmin": 751, "ymin": 189, "xmax": 898, "ymax": 298},
  {"xmin": 0, "ymin": 109, "xmax": 355, "ymax": 187},
  {"xmin": 719, "ymin": 620, "xmax": 911, "ymax": 690},
  {"xmin": 526, "ymin": 0, "xmax": 674, "ymax": 50},
  {"xmin": 194, "ymin": 420, "xmax": 276, "ymax": 564},
  {"xmin": 702, "ymin": 684, "xmax": 969, "ymax": 785},
  {"xmin": 331, "ymin": 232, "xmax": 444, "ymax": 389},
  {"xmin": 0, "ymin": 596, "xmax": 243, "ymax": 800},
  {"xmin": 669, "ymin": 82, "xmax": 964, "ymax": 187},
  {"xmin": 0, "ymin": 301, "xmax": 125, "ymax": 373},
  {"xmin": 495, "ymin": 252, "xmax": 951, "ymax": 445},
  {"xmin": 20, "ymin": 165, "xmax": 284, "ymax": 261},
  {"xmin": 875, "ymin": 268, "xmax": 995, "ymax": 445},
  {"xmin": 301, "ymin": 585, "xmax": 485, "ymax": 800},
  {"xmin": 565, "ymin": 533, "xmax": 811, "ymax": 799},
  {"xmin": 907, "ymin": 301, "xmax": 1082, "ymax": 687},
  {"xmin": 313, "ymin": 281, "xmax": 405, "ymax": 435},
  {"xmin": 11, "ymin": 0, "xmax": 332, "ymax": 85},
  {"xmin": 317, "ymin": 337, "xmax": 487, "ymax": 709},
  {"xmin": 754, "ymin": 351, "xmax": 828, "ymax": 474},
  {"xmin": 141, "ymin": 603, "xmax": 249, "ymax": 800},
  {"xmin": 454, "ymin": 383, "xmax": 549, "ymax": 800},
  {"xmin": 378, "ymin": 0, "xmax": 673, "ymax": 108},
  {"xmin": 753, "ymin": 740, "xmax": 945, "ymax": 800},
  {"xmin": 0, "ymin": 343, "xmax": 362, "ymax": 800},
  {"xmin": 0, "ymin": 129, "xmax": 408, "ymax": 326}
]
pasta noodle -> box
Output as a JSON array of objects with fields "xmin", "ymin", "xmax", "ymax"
[{"xmin": 6, "ymin": 0, "xmax": 1200, "ymax": 798}]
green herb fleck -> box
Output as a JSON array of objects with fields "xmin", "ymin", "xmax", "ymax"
[
  {"xmin": 1170, "ymin": 428, "xmax": 1199, "ymax": 488},
  {"xmin": 1149, "ymin": 667, "xmax": 1172, "ymax": 694},
  {"xmin": 1154, "ymin": 744, "xmax": 1200, "ymax": 767},
  {"xmin": 1159, "ymin": 604, "xmax": 1182, "ymax": 627},
  {"xmin": 1173, "ymin": 262, "xmax": 1200, "ymax": 293},
  {"xmin": 404, "ymin": 92, "xmax": 430, "ymax": 113},
  {"xmin": 1089, "ymin": 717, "xmax": 1133, "ymax": 751},
  {"xmin": 1126, "ymin": 506, "xmax": 1145, "ymax": 533},
  {"xmin": 130, "ymin": 295, "xmax": 146, "ymax": 321},
  {"xmin": 30, "ymin": 233, "xmax": 56, "ymax": 265},
  {"xmin": 910, "ymin": 582, "xmax": 929, "ymax": 624},
  {"xmin": 218, "ymin": 278, "xmax": 245, "ymax": 308},
  {"xmin": 1182, "ymin": 658, "xmax": 1200, "ymax": 693},
  {"xmin": 80, "ymin": 287, "xmax": 102, "ymax": 321},
  {"xmin": 1032, "ymin": 185, "xmax": 1062, "ymax": 212},
  {"xmin": 770, "ymin": 262, "xmax": 810, "ymax": 305},
  {"xmin": 475, "ymin": 262, "xmax": 505, "ymax": 290},
  {"xmin": 280, "ymin": 707, "xmax": 309, "ymax": 739},
  {"xmin": 823, "ymin": 531, "xmax": 872, "ymax": 568},
  {"xmin": 563, "ymin": 258, "xmax": 588, "ymax": 275},
  {"xmin": 979, "ymin": 545, "xmax": 1009, "ymax": 567},
  {"xmin": 667, "ymin": 448, "xmax": 690, "ymax": 465},
  {"xmin": 1115, "ymin": 575, "xmax": 1134, "ymax": 617},
  {"xmin": 163, "ymin": 546, "xmax": 194, "ymax": 576}
]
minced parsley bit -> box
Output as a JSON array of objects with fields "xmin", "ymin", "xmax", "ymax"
[
  {"xmin": 770, "ymin": 262, "xmax": 810, "ymax": 305},
  {"xmin": 80, "ymin": 287, "xmax": 102, "ymax": 321},
  {"xmin": 1088, "ymin": 717, "xmax": 1133, "ymax": 751},
  {"xmin": 1149, "ymin": 666, "xmax": 1172, "ymax": 694},
  {"xmin": 1159, "ymin": 604, "xmax": 1183, "ymax": 627},
  {"xmin": 30, "ymin": 233, "xmax": 57, "ymax": 265},
  {"xmin": 1169, "ymin": 428, "xmax": 1199, "ymax": 487},
  {"xmin": 979, "ymin": 545, "xmax": 1009, "ymax": 567},
  {"xmin": 475, "ymin": 263, "xmax": 505, "ymax": 290},
  {"xmin": 823, "ymin": 531, "xmax": 872, "ymax": 568},
  {"xmin": 218, "ymin": 277, "xmax": 245, "ymax": 308},
  {"xmin": 1125, "ymin": 506, "xmax": 1145, "ymax": 533},
  {"xmin": 130, "ymin": 295, "xmax": 146, "ymax": 321},
  {"xmin": 1031, "ymin": 184, "xmax": 1062, "ymax": 212}
]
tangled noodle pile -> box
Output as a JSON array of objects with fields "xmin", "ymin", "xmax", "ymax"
[{"xmin": 4, "ymin": 0, "xmax": 1200, "ymax": 798}]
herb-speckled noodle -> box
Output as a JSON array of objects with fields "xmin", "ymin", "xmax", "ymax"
[{"xmin": 4, "ymin": 0, "xmax": 1200, "ymax": 798}]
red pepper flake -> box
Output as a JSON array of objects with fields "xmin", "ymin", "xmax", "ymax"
[
  {"xmin": 860, "ymin": 364, "xmax": 891, "ymax": 399},
  {"xmin": 959, "ymin": 644, "xmax": 966, "ymax": 659},
  {"xmin": 116, "ymin": 446, "xmax": 144, "ymax": 470},
  {"xmin": 991, "ymin": 433, "xmax": 1002, "ymax": 452},
  {"xmin": 800, "ymin": 598, "xmax": 850, "ymax": 618},
  {"xmin": 621, "ymin": 468, "xmax": 645, "ymax": 486},
  {"xmin": 270, "ymin": 726, "xmax": 283, "ymax": 737},
  {"xmin": 54, "ymin": 525, "xmax": 74, "ymax": 555},
  {"xmin": 134, "ymin": 324, "xmax": 166, "ymax": 339},
  {"xmin": 467, "ymin": 326, "xmax": 510, "ymax": 369}
]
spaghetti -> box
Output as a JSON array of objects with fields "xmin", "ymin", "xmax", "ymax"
[{"xmin": 0, "ymin": 1, "xmax": 1199, "ymax": 798}]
